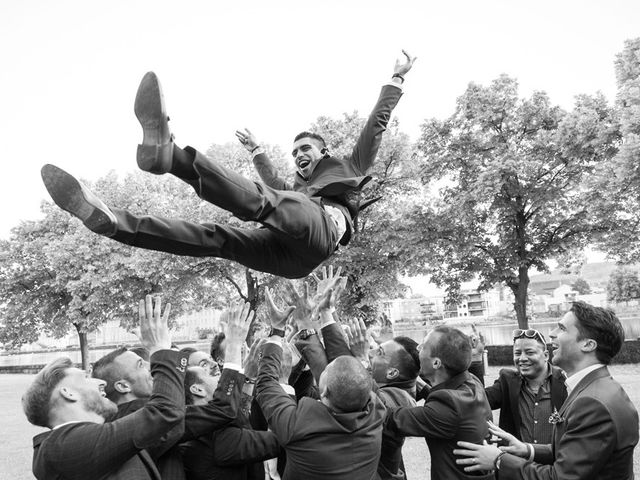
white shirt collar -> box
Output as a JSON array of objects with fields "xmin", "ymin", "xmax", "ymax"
[
  {"xmin": 565, "ymin": 363, "xmax": 604, "ymax": 394},
  {"xmin": 52, "ymin": 420, "xmax": 84, "ymax": 430}
]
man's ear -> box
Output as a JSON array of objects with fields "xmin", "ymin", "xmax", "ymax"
[
  {"xmin": 386, "ymin": 367, "xmax": 400, "ymax": 380},
  {"xmin": 581, "ymin": 339, "xmax": 598, "ymax": 354},
  {"xmin": 114, "ymin": 380, "xmax": 131, "ymax": 394},
  {"xmin": 189, "ymin": 384, "xmax": 206, "ymax": 398},
  {"xmin": 59, "ymin": 386, "xmax": 79, "ymax": 402},
  {"xmin": 432, "ymin": 358, "xmax": 442, "ymax": 370}
]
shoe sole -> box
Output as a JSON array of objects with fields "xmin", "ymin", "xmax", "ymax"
[
  {"xmin": 41, "ymin": 164, "xmax": 116, "ymax": 235},
  {"xmin": 134, "ymin": 72, "xmax": 172, "ymax": 174}
]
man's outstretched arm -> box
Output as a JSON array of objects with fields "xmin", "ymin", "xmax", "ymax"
[
  {"xmin": 350, "ymin": 50, "xmax": 416, "ymax": 175},
  {"xmin": 236, "ymin": 128, "xmax": 293, "ymax": 190}
]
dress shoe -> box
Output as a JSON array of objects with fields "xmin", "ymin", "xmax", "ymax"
[
  {"xmin": 134, "ymin": 71, "xmax": 174, "ymax": 174},
  {"xmin": 41, "ymin": 164, "xmax": 117, "ymax": 236}
]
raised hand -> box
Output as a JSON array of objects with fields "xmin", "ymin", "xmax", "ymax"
[
  {"xmin": 284, "ymin": 281, "xmax": 315, "ymax": 329},
  {"xmin": 138, "ymin": 295, "xmax": 172, "ymax": 355},
  {"xmin": 393, "ymin": 49, "xmax": 417, "ymax": 77},
  {"xmin": 235, "ymin": 128, "xmax": 259, "ymax": 152},
  {"xmin": 220, "ymin": 300, "xmax": 255, "ymax": 365},
  {"xmin": 243, "ymin": 337, "xmax": 266, "ymax": 379},
  {"xmin": 265, "ymin": 287, "xmax": 296, "ymax": 330},
  {"xmin": 345, "ymin": 318, "xmax": 369, "ymax": 362}
]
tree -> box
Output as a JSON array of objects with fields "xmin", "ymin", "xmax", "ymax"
[
  {"xmin": 0, "ymin": 171, "xmax": 242, "ymax": 368},
  {"xmin": 596, "ymin": 38, "xmax": 640, "ymax": 262},
  {"xmin": 607, "ymin": 266, "xmax": 640, "ymax": 303},
  {"xmin": 572, "ymin": 278, "xmax": 592, "ymax": 295},
  {"xmin": 403, "ymin": 75, "xmax": 619, "ymax": 328}
]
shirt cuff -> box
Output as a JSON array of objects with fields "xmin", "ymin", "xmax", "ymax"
[
  {"xmin": 385, "ymin": 81, "xmax": 403, "ymax": 90},
  {"xmin": 280, "ymin": 383, "xmax": 295, "ymax": 396},
  {"xmin": 223, "ymin": 362, "xmax": 245, "ymax": 375},
  {"xmin": 265, "ymin": 337, "xmax": 284, "ymax": 347},
  {"xmin": 527, "ymin": 443, "xmax": 535, "ymax": 461},
  {"xmin": 250, "ymin": 147, "xmax": 265, "ymax": 159},
  {"xmin": 320, "ymin": 317, "xmax": 337, "ymax": 329}
]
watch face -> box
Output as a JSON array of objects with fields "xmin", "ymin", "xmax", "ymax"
[{"xmin": 300, "ymin": 329, "xmax": 316, "ymax": 340}]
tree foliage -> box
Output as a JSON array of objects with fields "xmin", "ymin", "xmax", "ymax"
[
  {"xmin": 572, "ymin": 278, "xmax": 592, "ymax": 295},
  {"xmin": 596, "ymin": 38, "xmax": 640, "ymax": 261},
  {"xmin": 0, "ymin": 170, "xmax": 244, "ymax": 367},
  {"xmin": 607, "ymin": 266, "xmax": 640, "ymax": 302},
  {"xmin": 402, "ymin": 75, "xmax": 619, "ymax": 327}
]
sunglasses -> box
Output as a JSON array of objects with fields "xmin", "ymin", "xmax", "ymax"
[{"xmin": 513, "ymin": 329, "xmax": 547, "ymax": 345}]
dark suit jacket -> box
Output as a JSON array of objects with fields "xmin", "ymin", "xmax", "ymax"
[
  {"xmin": 115, "ymin": 399, "xmax": 186, "ymax": 480},
  {"xmin": 385, "ymin": 371, "xmax": 495, "ymax": 480},
  {"xmin": 256, "ymin": 341, "xmax": 385, "ymax": 480},
  {"xmin": 180, "ymin": 414, "xmax": 281, "ymax": 480},
  {"xmin": 31, "ymin": 350, "xmax": 189, "ymax": 480},
  {"xmin": 253, "ymin": 84, "xmax": 403, "ymax": 244},
  {"xmin": 484, "ymin": 364, "xmax": 567, "ymax": 442},
  {"xmin": 296, "ymin": 322, "xmax": 415, "ymax": 480},
  {"xmin": 500, "ymin": 366, "xmax": 639, "ymax": 479}
]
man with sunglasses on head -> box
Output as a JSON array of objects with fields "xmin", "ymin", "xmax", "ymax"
[
  {"xmin": 455, "ymin": 301, "xmax": 639, "ymax": 479},
  {"xmin": 484, "ymin": 328, "xmax": 567, "ymax": 446}
]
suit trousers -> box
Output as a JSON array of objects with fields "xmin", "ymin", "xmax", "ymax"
[{"xmin": 111, "ymin": 148, "xmax": 339, "ymax": 278}]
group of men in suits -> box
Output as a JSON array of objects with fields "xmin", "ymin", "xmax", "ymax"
[{"xmin": 22, "ymin": 270, "xmax": 639, "ymax": 480}]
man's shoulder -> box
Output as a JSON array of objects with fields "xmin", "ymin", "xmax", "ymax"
[{"xmin": 497, "ymin": 367, "xmax": 520, "ymax": 379}]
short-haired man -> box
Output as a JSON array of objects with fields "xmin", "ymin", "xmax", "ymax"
[
  {"xmin": 92, "ymin": 343, "xmax": 187, "ymax": 479},
  {"xmin": 385, "ymin": 326, "xmax": 495, "ymax": 480},
  {"xmin": 23, "ymin": 295, "xmax": 195, "ymax": 480},
  {"xmin": 41, "ymin": 52, "xmax": 415, "ymax": 280},
  {"xmin": 181, "ymin": 366, "xmax": 281, "ymax": 480},
  {"xmin": 484, "ymin": 329, "xmax": 567, "ymax": 445},
  {"xmin": 256, "ymin": 289, "xmax": 386, "ymax": 479},
  {"xmin": 455, "ymin": 301, "xmax": 639, "ymax": 479}
]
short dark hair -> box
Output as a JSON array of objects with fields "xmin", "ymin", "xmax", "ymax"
[
  {"xmin": 393, "ymin": 336, "xmax": 420, "ymax": 380},
  {"xmin": 294, "ymin": 131, "xmax": 327, "ymax": 148},
  {"xmin": 184, "ymin": 367, "xmax": 205, "ymax": 405},
  {"xmin": 129, "ymin": 346, "xmax": 150, "ymax": 362},
  {"xmin": 92, "ymin": 347, "xmax": 128, "ymax": 401},
  {"xmin": 431, "ymin": 326, "xmax": 472, "ymax": 376},
  {"xmin": 325, "ymin": 356, "xmax": 372, "ymax": 412},
  {"xmin": 570, "ymin": 301, "xmax": 625, "ymax": 364},
  {"xmin": 23, "ymin": 357, "xmax": 74, "ymax": 428}
]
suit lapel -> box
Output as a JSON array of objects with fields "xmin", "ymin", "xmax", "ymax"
[
  {"xmin": 559, "ymin": 366, "xmax": 609, "ymax": 417},
  {"xmin": 139, "ymin": 449, "xmax": 161, "ymax": 480}
]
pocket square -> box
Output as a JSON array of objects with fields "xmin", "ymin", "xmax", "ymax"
[{"xmin": 548, "ymin": 408, "xmax": 565, "ymax": 425}]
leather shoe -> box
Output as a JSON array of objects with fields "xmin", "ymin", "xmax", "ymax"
[
  {"xmin": 41, "ymin": 164, "xmax": 117, "ymax": 236},
  {"xmin": 135, "ymin": 71, "xmax": 174, "ymax": 174}
]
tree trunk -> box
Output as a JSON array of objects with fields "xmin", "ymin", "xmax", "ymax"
[
  {"xmin": 511, "ymin": 265, "xmax": 530, "ymax": 329},
  {"xmin": 244, "ymin": 269, "xmax": 260, "ymax": 347},
  {"xmin": 74, "ymin": 323, "xmax": 90, "ymax": 371}
]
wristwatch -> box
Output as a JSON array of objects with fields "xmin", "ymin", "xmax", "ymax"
[
  {"xmin": 298, "ymin": 328, "xmax": 317, "ymax": 340},
  {"xmin": 268, "ymin": 326, "xmax": 286, "ymax": 337}
]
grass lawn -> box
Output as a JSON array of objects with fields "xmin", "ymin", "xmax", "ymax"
[{"xmin": 2, "ymin": 365, "xmax": 639, "ymax": 479}]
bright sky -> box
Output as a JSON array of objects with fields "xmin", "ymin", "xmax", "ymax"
[{"xmin": 1, "ymin": 0, "xmax": 638, "ymax": 239}]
